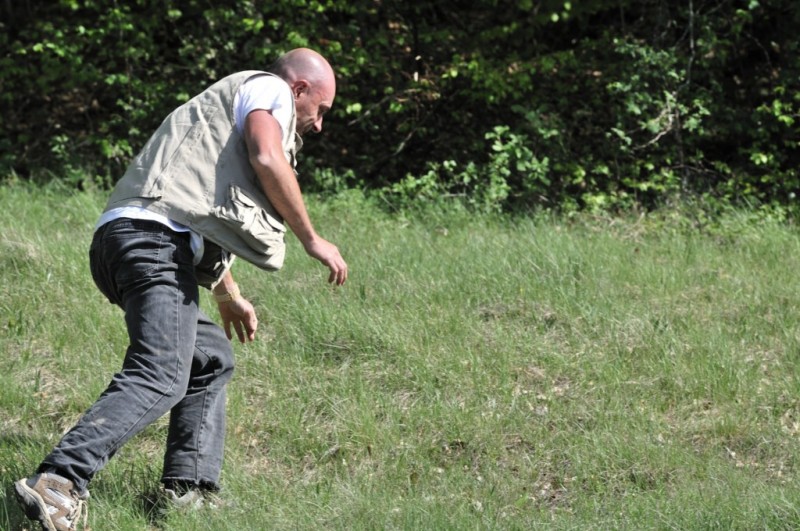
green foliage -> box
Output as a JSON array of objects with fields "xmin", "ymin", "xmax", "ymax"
[
  {"xmin": 385, "ymin": 126, "xmax": 550, "ymax": 213},
  {"xmin": 1, "ymin": 0, "xmax": 799, "ymax": 213}
]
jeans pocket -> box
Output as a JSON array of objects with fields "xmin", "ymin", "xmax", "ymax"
[{"xmin": 90, "ymin": 233, "xmax": 116, "ymax": 304}]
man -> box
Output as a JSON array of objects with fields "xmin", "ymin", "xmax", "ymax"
[{"xmin": 14, "ymin": 47, "xmax": 347, "ymax": 531}]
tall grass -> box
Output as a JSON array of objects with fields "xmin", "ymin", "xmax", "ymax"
[{"xmin": 2, "ymin": 184, "xmax": 800, "ymax": 530}]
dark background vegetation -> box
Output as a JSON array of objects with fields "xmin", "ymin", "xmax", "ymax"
[{"xmin": 1, "ymin": 0, "xmax": 798, "ymax": 212}]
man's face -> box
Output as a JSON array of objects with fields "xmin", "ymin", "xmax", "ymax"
[{"xmin": 294, "ymin": 81, "xmax": 335, "ymax": 137}]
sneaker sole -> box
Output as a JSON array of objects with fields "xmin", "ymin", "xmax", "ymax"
[{"xmin": 14, "ymin": 479, "xmax": 57, "ymax": 531}]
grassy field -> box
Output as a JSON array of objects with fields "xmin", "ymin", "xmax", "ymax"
[{"xmin": 2, "ymin": 184, "xmax": 800, "ymax": 530}]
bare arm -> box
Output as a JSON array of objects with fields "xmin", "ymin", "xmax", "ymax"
[{"xmin": 243, "ymin": 109, "xmax": 348, "ymax": 285}]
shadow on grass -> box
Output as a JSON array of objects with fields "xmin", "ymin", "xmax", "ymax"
[
  {"xmin": 1, "ymin": 483, "xmax": 31, "ymax": 531},
  {"xmin": 0, "ymin": 432, "xmax": 50, "ymax": 531}
]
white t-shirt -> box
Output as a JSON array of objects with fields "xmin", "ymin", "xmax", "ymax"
[
  {"xmin": 233, "ymin": 74, "xmax": 294, "ymax": 137},
  {"xmin": 96, "ymin": 73, "xmax": 295, "ymax": 263}
]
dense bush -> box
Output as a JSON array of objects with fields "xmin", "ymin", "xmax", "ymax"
[{"xmin": 1, "ymin": 0, "xmax": 798, "ymax": 213}]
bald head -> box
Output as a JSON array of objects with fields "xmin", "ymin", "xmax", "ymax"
[
  {"xmin": 269, "ymin": 48, "xmax": 335, "ymax": 89},
  {"xmin": 270, "ymin": 48, "xmax": 336, "ymax": 135}
]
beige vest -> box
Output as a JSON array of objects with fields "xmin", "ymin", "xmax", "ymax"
[{"xmin": 105, "ymin": 71, "xmax": 301, "ymax": 275}]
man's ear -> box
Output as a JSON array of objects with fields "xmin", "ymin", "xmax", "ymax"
[{"xmin": 292, "ymin": 80, "xmax": 309, "ymax": 99}]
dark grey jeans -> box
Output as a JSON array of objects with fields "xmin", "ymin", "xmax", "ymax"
[{"xmin": 40, "ymin": 218, "xmax": 235, "ymax": 495}]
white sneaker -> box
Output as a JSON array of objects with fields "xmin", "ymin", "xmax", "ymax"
[{"xmin": 164, "ymin": 486, "xmax": 222, "ymax": 510}]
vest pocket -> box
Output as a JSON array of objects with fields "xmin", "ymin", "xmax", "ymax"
[{"xmin": 212, "ymin": 184, "xmax": 286, "ymax": 256}]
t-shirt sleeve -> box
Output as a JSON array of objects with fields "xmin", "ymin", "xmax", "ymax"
[{"xmin": 233, "ymin": 74, "xmax": 294, "ymax": 140}]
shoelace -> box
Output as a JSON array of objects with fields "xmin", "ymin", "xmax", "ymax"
[{"xmin": 67, "ymin": 495, "xmax": 88, "ymax": 531}]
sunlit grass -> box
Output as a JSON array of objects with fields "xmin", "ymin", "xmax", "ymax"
[{"xmin": 2, "ymin": 184, "xmax": 800, "ymax": 529}]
